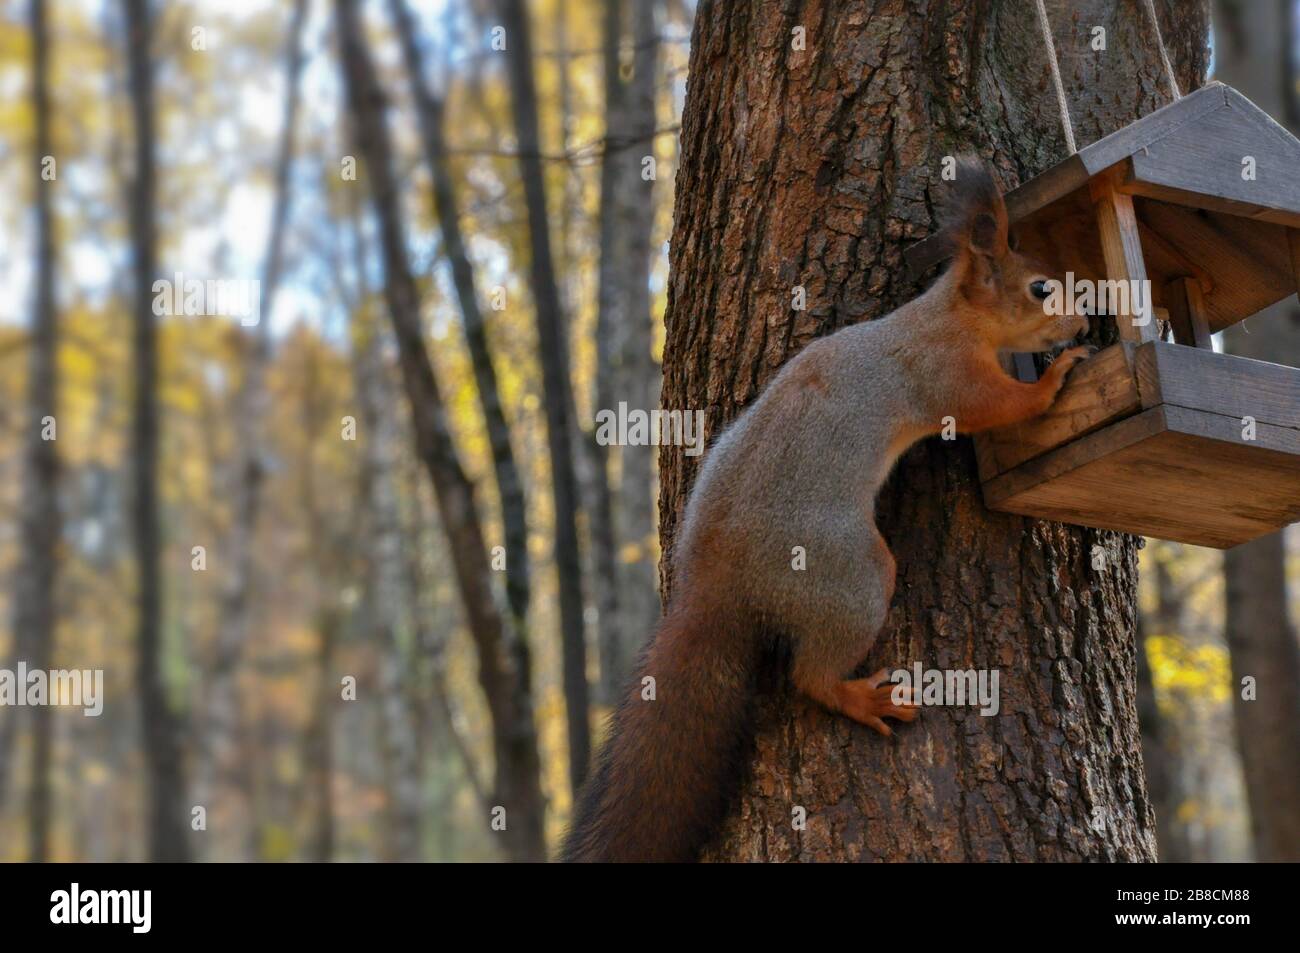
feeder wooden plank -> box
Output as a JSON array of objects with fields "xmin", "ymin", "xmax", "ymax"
[
  {"xmin": 1139, "ymin": 224, "xmax": 1215, "ymax": 294},
  {"xmin": 978, "ymin": 342, "xmax": 1300, "ymax": 481},
  {"xmin": 981, "ymin": 343, "xmax": 1300, "ymax": 547},
  {"xmin": 1162, "ymin": 404, "xmax": 1300, "ymax": 457},
  {"xmin": 1027, "ymin": 192, "xmax": 1296, "ymax": 332},
  {"xmin": 1137, "ymin": 203, "xmax": 1295, "ymax": 333},
  {"xmin": 1008, "ymin": 85, "xmax": 1228, "ymax": 225},
  {"xmin": 1164, "ymin": 277, "xmax": 1212, "ymax": 349},
  {"xmin": 905, "ymin": 85, "xmax": 1229, "ymax": 275},
  {"xmin": 1222, "ymin": 85, "xmax": 1300, "ymax": 154},
  {"xmin": 1289, "ymin": 228, "xmax": 1300, "ymax": 292},
  {"xmin": 1092, "ymin": 173, "xmax": 1160, "ymax": 344},
  {"xmin": 1011, "ymin": 193, "xmax": 1110, "ymax": 289},
  {"xmin": 982, "ymin": 408, "xmax": 1166, "ymax": 506},
  {"xmin": 1135, "ymin": 343, "xmax": 1300, "ymax": 430},
  {"xmin": 907, "ymin": 83, "xmax": 1300, "ymax": 278},
  {"xmin": 977, "ymin": 344, "xmax": 1140, "ymax": 473},
  {"xmin": 1121, "ymin": 93, "xmax": 1300, "ymax": 228},
  {"xmin": 983, "ymin": 406, "xmax": 1300, "ymax": 549},
  {"xmin": 1118, "ymin": 178, "xmax": 1300, "ymax": 228}
]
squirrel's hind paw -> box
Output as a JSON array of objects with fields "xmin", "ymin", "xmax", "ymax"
[{"xmin": 838, "ymin": 670, "xmax": 921, "ymax": 737}]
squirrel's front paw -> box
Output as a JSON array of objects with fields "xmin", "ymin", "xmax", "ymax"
[
  {"xmin": 1051, "ymin": 345, "xmax": 1090, "ymax": 376},
  {"xmin": 1041, "ymin": 345, "xmax": 1090, "ymax": 398},
  {"xmin": 837, "ymin": 668, "xmax": 920, "ymax": 737}
]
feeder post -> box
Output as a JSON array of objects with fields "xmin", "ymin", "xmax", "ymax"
[
  {"xmin": 1289, "ymin": 229, "xmax": 1300, "ymax": 296},
  {"xmin": 1091, "ymin": 167, "xmax": 1159, "ymax": 344},
  {"xmin": 1165, "ymin": 276, "xmax": 1212, "ymax": 349}
]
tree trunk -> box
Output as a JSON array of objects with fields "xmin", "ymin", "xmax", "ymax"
[
  {"xmin": 354, "ymin": 316, "xmax": 424, "ymax": 862},
  {"xmin": 293, "ymin": 338, "xmax": 360, "ymax": 863},
  {"xmin": 124, "ymin": 0, "xmax": 190, "ymax": 863},
  {"xmin": 334, "ymin": 0, "xmax": 546, "ymax": 862},
  {"xmin": 592, "ymin": 0, "xmax": 663, "ymax": 701},
  {"xmin": 11, "ymin": 0, "xmax": 61, "ymax": 864},
  {"xmin": 1136, "ymin": 548, "xmax": 1191, "ymax": 862},
  {"xmin": 579, "ymin": 0, "xmax": 622, "ymax": 708},
  {"xmin": 1211, "ymin": 0, "xmax": 1300, "ymax": 865},
  {"xmin": 401, "ymin": 455, "xmax": 491, "ymax": 812},
  {"xmin": 659, "ymin": 0, "xmax": 1208, "ymax": 862},
  {"xmin": 1222, "ymin": 531, "xmax": 1300, "ymax": 861},
  {"xmin": 1134, "ymin": 622, "xmax": 1176, "ymax": 860},
  {"xmin": 303, "ymin": 603, "xmax": 338, "ymax": 863},
  {"xmin": 200, "ymin": 0, "xmax": 307, "ymax": 862},
  {"xmin": 497, "ymin": 0, "xmax": 593, "ymax": 792},
  {"xmin": 388, "ymin": 0, "xmax": 532, "ymax": 631}
]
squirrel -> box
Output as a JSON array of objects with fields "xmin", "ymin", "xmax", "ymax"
[{"xmin": 562, "ymin": 159, "xmax": 1090, "ymax": 863}]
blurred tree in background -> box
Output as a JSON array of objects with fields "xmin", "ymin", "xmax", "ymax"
[
  {"xmin": 0, "ymin": 0, "xmax": 1294, "ymax": 863},
  {"xmin": 0, "ymin": 0, "xmax": 693, "ymax": 862}
]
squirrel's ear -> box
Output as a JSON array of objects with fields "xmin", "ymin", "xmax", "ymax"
[
  {"xmin": 942, "ymin": 157, "xmax": 1009, "ymax": 262},
  {"xmin": 969, "ymin": 211, "xmax": 1000, "ymax": 256}
]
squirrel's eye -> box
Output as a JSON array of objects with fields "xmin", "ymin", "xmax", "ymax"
[{"xmin": 1029, "ymin": 280, "xmax": 1051, "ymax": 301}]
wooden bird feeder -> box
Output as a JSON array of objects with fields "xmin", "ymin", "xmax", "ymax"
[{"xmin": 908, "ymin": 83, "xmax": 1300, "ymax": 549}]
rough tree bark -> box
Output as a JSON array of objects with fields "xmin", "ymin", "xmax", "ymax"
[
  {"xmin": 335, "ymin": 0, "xmax": 546, "ymax": 862},
  {"xmin": 1211, "ymin": 0, "xmax": 1300, "ymax": 864},
  {"xmin": 592, "ymin": 0, "xmax": 664, "ymax": 701},
  {"xmin": 13, "ymin": 0, "xmax": 61, "ymax": 863},
  {"xmin": 659, "ymin": 0, "xmax": 1208, "ymax": 861},
  {"xmin": 497, "ymin": 0, "xmax": 592, "ymax": 791},
  {"xmin": 124, "ymin": 0, "xmax": 190, "ymax": 863}
]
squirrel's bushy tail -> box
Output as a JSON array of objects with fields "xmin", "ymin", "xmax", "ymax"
[{"xmin": 562, "ymin": 589, "xmax": 758, "ymax": 862}]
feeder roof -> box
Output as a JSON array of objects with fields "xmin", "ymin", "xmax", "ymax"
[{"xmin": 908, "ymin": 83, "xmax": 1300, "ymax": 332}]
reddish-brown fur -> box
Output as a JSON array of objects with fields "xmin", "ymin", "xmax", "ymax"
[
  {"xmin": 562, "ymin": 159, "xmax": 1088, "ymax": 863},
  {"xmin": 562, "ymin": 574, "xmax": 759, "ymax": 862}
]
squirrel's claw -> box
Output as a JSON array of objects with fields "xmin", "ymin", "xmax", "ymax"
[
  {"xmin": 865, "ymin": 667, "xmax": 892, "ymax": 689},
  {"xmin": 838, "ymin": 670, "xmax": 921, "ymax": 736}
]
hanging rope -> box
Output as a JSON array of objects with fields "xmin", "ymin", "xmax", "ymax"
[
  {"xmin": 1034, "ymin": 0, "xmax": 1182, "ymax": 153},
  {"xmin": 1139, "ymin": 0, "xmax": 1182, "ymax": 100},
  {"xmin": 1033, "ymin": 0, "xmax": 1077, "ymax": 154}
]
